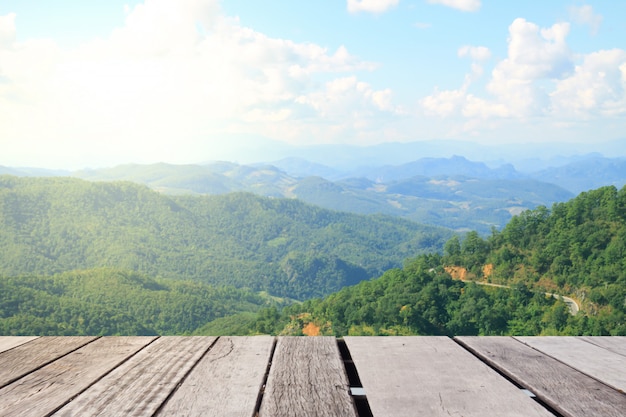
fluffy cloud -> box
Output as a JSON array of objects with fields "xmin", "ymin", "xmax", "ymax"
[
  {"xmin": 347, "ymin": 0, "xmax": 400, "ymax": 14},
  {"xmin": 422, "ymin": 19, "xmax": 575, "ymax": 120},
  {"xmin": 498, "ymin": 19, "xmax": 572, "ymax": 80},
  {"xmin": 427, "ymin": 0, "xmax": 481, "ymax": 12},
  {"xmin": 1, "ymin": 0, "xmax": 397, "ymax": 167},
  {"xmin": 421, "ymin": 87, "xmax": 467, "ymax": 117},
  {"xmin": 421, "ymin": 16, "xmax": 626, "ymax": 130},
  {"xmin": 569, "ymin": 5, "xmax": 602, "ymax": 35},
  {"xmin": 297, "ymin": 76, "xmax": 395, "ymax": 116},
  {"xmin": 421, "ymin": 45, "xmax": 490, "ymax": 117},
  {"xmin": 551, "ymin": 49, "xmax": 626, "ymax": 116},
  {"xmin": 480, "ymin": 19, "xmax": 573, "ymax": 118}
]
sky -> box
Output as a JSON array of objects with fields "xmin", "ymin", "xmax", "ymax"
[{"xmin": 1, "ymin": 0, "xmax": 625, "ymax": 169}]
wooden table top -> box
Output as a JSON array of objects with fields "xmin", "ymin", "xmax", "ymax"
[{"xmin": 0, "ymin": 336, "xmax": 624, "ymax": 417}]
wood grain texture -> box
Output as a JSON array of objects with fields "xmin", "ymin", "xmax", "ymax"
[
  {"xmin": 54, "ymin": 336, "xmax": 216, "ymax": 417},
  {"xmin": 0, "ymin": 336, "xmax": 38, "ymax": 354},
  {"xmin": 515, "ymin": 336, "xmax": 626, "ymax": 392},
  {"xmin": 0, "ymin": 336, "xmax": 155, "ymax": 417},
  {"xmin": 345, "ymin": 336, "xmax": 553, "ymax": 417},
  {"xmin": 457, "ymin": 336, "xmax": 626, "ymax": 417},
  {"xmin": 259, "ymin": 336, "xmax": 357, "ymax": 417},
  {"xmin": 0, "ymin": 336, "xmax": 97, "ymax": 388},
  {"xmin": 158, "ymin": 336, "xmax": 274, "ymax": 417},
  {"xmin": 578, "ymin": 336, "xmax": 626, "ymax": 357}
]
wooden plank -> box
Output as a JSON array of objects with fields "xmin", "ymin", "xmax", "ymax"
[
  {"xmin": 54, "ymin": 336, "xmax": 216, "ymax": 417},
  {"xmin": 0, "ymin": 336, "xmax": 97, "ymax": 388},
  {"xmin": 0, "ymin": 336, "xmax": 155, "ymax": 417},
  {"xmin": 0, "ymin": 336, "xmax": 39, "ymax": 353},
  {"xmin": 457, "ymin": 336, "xmax": 626, "ymax": 417},
  {"xmin": 578, "ymin": 336, "xmax": 626, "ymax": 357},
  {"xmin": 345, "ymin": 336, "xmax": 553, "ymax": 417},
  {"xmin": 515, "ymin": 336, "xmax": 626, "ymax": 392},
  {"xmin": 259, "ymin": 336, "xmax": 357, "ymax": 417},
  {"xmin": 158, "ymin": 336, "xmax": 274, "ymax": 417}
]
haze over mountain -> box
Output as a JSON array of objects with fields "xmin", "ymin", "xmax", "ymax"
[{"xmin": 66, "ymin": 155, "xmax": 575, "ymax": 233}]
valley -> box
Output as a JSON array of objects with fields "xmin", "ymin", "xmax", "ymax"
[{"xmin": 1, "ymin": 151, "xmax": 625, "ymax": 337}]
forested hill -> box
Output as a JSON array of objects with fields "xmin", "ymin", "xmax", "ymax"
[
  {"xmin": 451, "ymin": 185, "xmax": 626, "ymax": 316},
  {"xmin": 207, "ymin": 185, "xmax": 626, "ymax": 337},
  {"xmin": 0, "ymin": 268, "xmax": 277, "ymax": 335},
  {"xmin": 0, "ymin": 175, "xmax": 451, "ymax": 300}
]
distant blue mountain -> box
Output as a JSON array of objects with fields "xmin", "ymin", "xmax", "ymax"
[
  {"xmin": 6, "ymin": 151, "xmax": 625, "ymax": 234},
  {"xmin": 347, "ymin": 155, "xmax": 523, "ymax": 182},
  {"xmin": 531, "ymin": 156, "xmax": 626, "ymax": 194}
]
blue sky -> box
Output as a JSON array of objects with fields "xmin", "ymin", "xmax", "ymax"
[{"xmin": 1, "ymin": 0, "xmax": 625, "ymax": 168}]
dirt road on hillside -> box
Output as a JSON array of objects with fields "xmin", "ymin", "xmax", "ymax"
[{"xmin": 460, "ymin": 279, "xmax": 580, "ymax": 315}]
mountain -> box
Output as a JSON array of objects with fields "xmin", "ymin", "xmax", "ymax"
[
  {"xmin": 12, "ymin": 152, "xmax": 626, "ymax": 235},
  {"xmin": 226, "ymin": 254, "xmax": 576, "ymax": 337},
  {"xmin": 290, "ymin": 175, "xmax": 574, "ymax": 233},
  {"xmin": 208, "ymin": 185, "xmax": 626, "ymax": 337},
  {"xmin": 530, "ymin": 156, "xmax": 626, "ymax": 194},
  {"xmin": 75, "ymin": 162, "xmax": 298, "ymax": 196},
  {"xmin": 0, "ymin": 166, "xmax": 68, "ymax": 177},
  {"xmin": 347, "ymin": 155, "xmax": 522, "ymax": 182},
  {"xmin": 262, "ymin": 157, "xmax": 345, "ymax": 180},
  {"xmin": 0, "ymin": 175, "xmax": 451, "ymax": 300},
  {"xmin": 71, "ymin": 158, "xmax": 574, "ymax": 234},
  {"xmin": 205, "ymin": 136, "xmax": 626, "ymax": 172}
]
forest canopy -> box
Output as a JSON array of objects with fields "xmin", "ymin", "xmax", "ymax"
[
  {"xmin": 204, "ymin": 186, "xmax": 626, "ymax": 336},
  {"xmin": 1, "ymin": 176, "xmax": 624, "ymax": 336},
  {"xmin": 0, "ymin": 175, "xmax": 451, "ymax": 300}
]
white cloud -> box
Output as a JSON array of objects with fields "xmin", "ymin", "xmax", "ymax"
[
  {"xmin": 427, "ymin": 0, "xmax": 481, "ymax": 12},
  {"xmin": 0, "ymin": 1, "xmax": 394, "ymax": 168},
  {"xmin": 347, "ymin": 0, "xmax": 399, "ymax": 14},
  {"xmin": 551, "ymin": 49, "xmax": 626, "ymax": 116},
  {"xmin": 421, "ymin": 87, "xmax": 467, "ymax": 117},
  {"xmin": 503, "ymin": 19, "xmax": 572, "ymax": 79},
  {"xmin": 458, "ymin": 45, "xmax": 491, "ymax": 61},
  {"xmin": 569, "ymin": 5, "xmax": 602, "ymax": 35},
  {"xmin": 421, "ymin": 16, "xmax": 626, "ymax": 131},
  {"xmin": 421, "ymin": 45, "xmax": 490, "ymax": 118},
  {"xmin": 480, "ymin": 19, "xmax": 572, "ymax": 118},
  {"xmin": 428, "ymin": 18, "xmax": 573, "ymax": 120},
  {"xmin": 296, "ymin": 76, "xmax": 397, "ymax": 118}
]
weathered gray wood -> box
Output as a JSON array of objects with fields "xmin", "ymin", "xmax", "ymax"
[
  {"xmin": 54, "ymin": 336, "xmax": 216, "ymax": 417},
  {"xmin": 578, "ymin": 336, "xmax": 626, "ymax": 357},
  {"xmin": 0, "ymin": 336, "xmax": 97, "ymax": 388},
  {"xmin": 0, "ymin": 336, "xmax": 155, "ymax": 417},
  {"xmin": 345, "ymin": 336, "xmax": 553, "ymax": 417},
  {"xmin": 0, "ymin": 336, "xmax": 39, "ymax": 353},
  {"xmin": 515, "ymin": 336, "xmax": 626, "ymax": 392},
  {"xmin": 457, "ymin": 336, "xmax": 626, "ymax": 417},
  {"xmin": 259, "ymin": 336, "xmax": 357, "ymax": 417},
  {"xmin": 158, "ymin": 336, "xmax": 274, "ymax": 417}
]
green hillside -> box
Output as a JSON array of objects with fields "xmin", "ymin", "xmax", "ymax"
[
  {"xmin": 206, "ymin": 254, "xmax": 577, "ymax": 336},
  {"xmin": 463, "ymin": 185, "xmax": 626, "ymax": 327},
  {"xmin": 212, "ymin": 185, "xmax": 626, "ymax": 336},
  {"xmin": 0, "ymin": 268, "xmax": 277, "ymax": 335},
  {"xmin": 0, "ymin": 175, "xmax": 451, "ymax": 300}
]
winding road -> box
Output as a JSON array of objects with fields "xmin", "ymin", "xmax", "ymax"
[{"xmin": 459, "ymin": 279, "xmax": 580, "ymax": 316}]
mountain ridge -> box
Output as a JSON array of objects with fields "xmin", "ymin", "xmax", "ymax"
[{"xmin": 0, "ymin": 175, "xmax": 450, "ymax": 300}]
